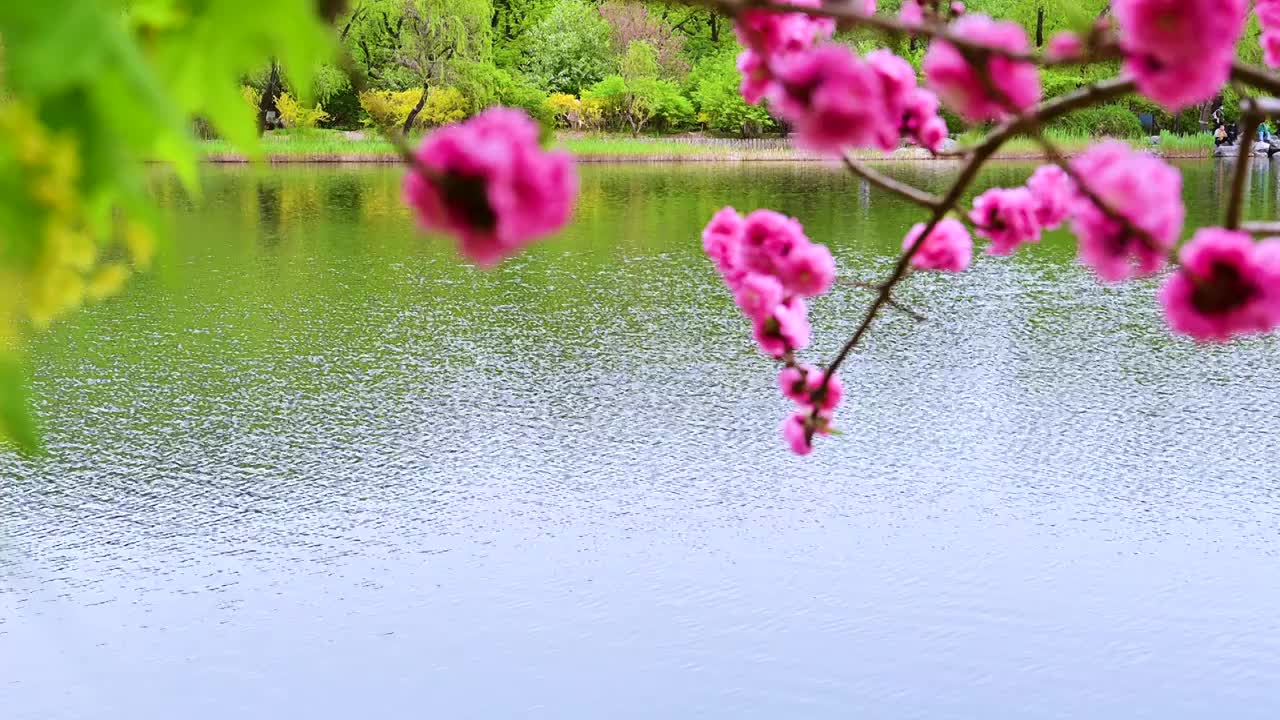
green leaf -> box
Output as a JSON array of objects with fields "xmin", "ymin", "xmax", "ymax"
[
  {"xmin": 0, "ymin": 354, "xmax": 42, "ymax": 455},
  {"xmin": 0, "ymin": 0, "xmax": 108, "ymax": 95}
]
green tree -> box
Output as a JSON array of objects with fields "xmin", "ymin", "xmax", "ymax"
[
  {"xmin": 340, "ymin": 0, "xmax": 491, "ymax": 132},
  {"xmin": 491, "ymin": 0, "xmax": 554, "ymax": 69},
  {"xmin": 521, "ymin": 0, "xmax": 615, "ymax": 95},
  {"xmin": 689, "ymin": 47, "xmax": 776, "ymax": 137}
]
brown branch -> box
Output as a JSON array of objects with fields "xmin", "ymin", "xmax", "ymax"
[
  {"xmin": 837, "ymin": 279, "xmax": 928, "ymax": 322},
  {"xmin": 842, "ymin": 153, "xmax": 942, "ymax": 209},
  {"xmin": 1226, "ymin": 112, "xmax": 1261, "ymax": 230}
]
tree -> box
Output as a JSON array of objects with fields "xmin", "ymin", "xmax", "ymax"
[
  {"xmin": 491, "ymin": 0, "xmax": 553, "ymax": 69},
  {"xmin": 599, "ymin": 1, "xmax": 690, "ymax": 79},
  {"xmin": 340, "ymin": 0, "xmax": 491, "ymax": 133},
  {"xmin": 521, "ymin": 0, "xmax": 615, "ymax": 95}
]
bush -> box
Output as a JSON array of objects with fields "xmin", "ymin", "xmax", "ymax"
[
  {"xmin": 421, "ymin": 87, "xmax": 471, "ymax": 126},
  {"xmin": 241, "ymin": 85, "xmax": 262, "ymax": 113},
  {"xmin": 319, "ymin": 85, "xmax": 363, "ymax": 129},
  {"xmin": 497, "ymin": 78, "xmax": 555, "ymax": 130},
  {"xmin": 358, "ymin": 90, "xmax": 422, "ymax": 129},
  {"xmin": 1052, "ymin": 103, "xmax": 1144, "ymax": 138},
  {"xmin": 1041, "ymin": 69, "xmax": 1084, "ymax": 100},
  {"xmin": 546, "ymin": 93, "xmax": 582, "ymax": 128},
  {"xmin": 275, "ymin": 92, "xmax": 329, "ymax": 129}
]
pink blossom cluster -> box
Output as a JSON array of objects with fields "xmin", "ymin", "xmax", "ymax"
[
  {"xmin": 1160, "ymin": 230, "xmax": 1280, "ymax": 342},
  {"xmin": 702, "ymin": 206, "xmax": 845, "ymax": 454},
  {"xmin": 923, "ymin": 14, "xmax": 1041, "ymax": 122},
  {"xmin": 964, "ymin": 144, "xmax": 1280, "ymax": 342},
  {"xmin": 968, "ymin": 145, "xmax": 1185, "ymax": 284},
  {"xmin": 734, "ymin": 2, "xmax": 947, "ymax": 154},
  {"xmin": 403, "ymin": 108, "xmax": 578, "ymax": 267},
  {"xmin": 1112, "ymin": 0, "xmax": 1247, "ymax": 110},
  {"xmin": 903, "ymin": 218, "xmax": 973, "ymax": 273},
  {"xmin": 1258, "ymin": 0, "xmax": 1280, "ymax": 67}
]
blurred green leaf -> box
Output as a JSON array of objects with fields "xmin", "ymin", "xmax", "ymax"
[
  {"xmin": 0, "ymin": 0, "xmax": 108, "ymax": 94},
  {"xmin": 0, "ymin": 354, "xmax": 42, "ymax": 455}
]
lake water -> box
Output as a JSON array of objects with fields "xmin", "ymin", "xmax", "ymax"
[{"xmin": 4, "ymin": 159, "xmax": 1280, "ymax": 719}]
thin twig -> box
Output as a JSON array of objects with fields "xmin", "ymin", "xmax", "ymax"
[
  {"xmin": 842, "ymin": 153, "xmax": 942, "ymax": 209},
  {"xmin": 837, "ymin": 279, "xmax": 928, "ymax": 322}
]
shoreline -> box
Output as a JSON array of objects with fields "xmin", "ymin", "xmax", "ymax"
[{"xmin": 200, "ymin": 150, "xmax": 1215, "ymax": 164}]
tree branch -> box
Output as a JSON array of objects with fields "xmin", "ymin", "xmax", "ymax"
[
  {"xmin": 1226, "ymin": 112, "xmax": 1261, "ymax": 230},
  {"xmin": 842, "ymin": 153, "xmax": 942, "ymax": 209}
]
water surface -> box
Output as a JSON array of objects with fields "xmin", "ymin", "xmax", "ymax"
[{"xmin": 3, "ymin": 159, "xmax": 1280, "ymax": 719}]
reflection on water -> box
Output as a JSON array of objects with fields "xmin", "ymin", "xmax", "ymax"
[{"xmin": 3, "ymin": 160, "xmax": 1280, "ymax": 719}]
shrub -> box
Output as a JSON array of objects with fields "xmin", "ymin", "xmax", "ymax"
[
  {"xmin": 497, "ymin": 78, "xmax": 555, "ymax": 130},
  {"xmin": 358, "ymin": 90, "xmax": 422, "ymax": 129},
  {"xmin": 241, "ymin": 85, "xmax": 262, "ymax": 112},
  {"xmin": 546, "ymin": 93, "xmax": 582, "ymax": 128},
  {"xmin": 275, "ymin": 92, "xmax": 329, "ymax": 129},
  {"xmin": 421, "ymin": 87, "xmax": 471, "ymax": 126},
  {"xmin": 1052, "ymin": 103, "xmax": 1144, "ymax": 138}
]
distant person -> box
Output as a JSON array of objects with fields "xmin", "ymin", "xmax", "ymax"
[
  {"xmin": 1259, "ymin": 121, "xmax": 1273, "ymax": 144},
  {"xmin": 1215, "ymin": 124, "xmax": 1229, "ymax": 146},
  {"xmin": 1212, "ymin": 104, "xmax": 1226, "ymax": 128}
]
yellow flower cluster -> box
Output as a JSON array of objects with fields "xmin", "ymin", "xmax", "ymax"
[{"xmin": 0, "ymin": 104, "xmax": 152, "ymax": 336}]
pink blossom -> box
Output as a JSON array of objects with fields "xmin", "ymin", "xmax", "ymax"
[
  {"xmin": 1124, "ymin": 53, "xmax": 1233, "ymax": 112},
  {"xmin": 902, "ymin": 89, "xmax": 949, "ymax": 151},
  {"xmin": 702, "ymin": 206, "xmax": 744, "ymax": 276},
  {"xmin": 1026, "ymin": 164, "xmax": 1074, "ymax": 230},
  {"xmin": 860, "ymin": 0, "xmax": 876, "ymax": 14},
  {"xmin": 779, "ymin": 364, "xmax": 815, "ymax": 404},
  {"xmin": 867, "ymin": 50, "xmax": 918, "ymax": 118},
  {"xmin": 1069, "ymin": 141, "xmax": 1184, "ymax": 282},
  {"xmin": 737, "ymin": 50, "xmax": 773, "ymax": 105},
  {"xmin": 777, "ymin": 241, "xmax": 837, "ymax": 297},
  {"xmin": 899, "ymin": 1, "xmax": 924, "ymax": 26},
  {"xmin": 735, "ymin": 0, "xmax": 835, "ymax": 57},
  {"xmin": 1159, "ymin": 229, "xmax": 1280, "ymax": 342},
  {"xmin": 1263, "ymin": 31, "xmax": 1280, "ymax": 69},
  {"xmin": 970, "ymin": 187, "xmax": 1041, "ymax": 255},
  {"xmin": 737, "ymin": 209, "xmax": 808, "ymax": 276},
  {"xmin": 903, "ymin": 218, "xmax": 973, "ymax": 272},
  {"xmin": 778, "ymin": 364, "xmax": 843, "ymax": 410},
  {"xmin": 916, "ymin": 117, "xmax": 949, "ymax": 151},
  {"xmin": 782, "ymin": 412, "xmax": 814, "ymax": 455},
  {"xmin": 923, "ymin": 14, "xmax": 1041, "ymax": 122},
  {"xmin": 950, "ymin": 1, "xmax": 966, "ymax": 15},
  {"xmin": 753, "ymin": 297, "xmax": 811, "ymax": 358},
  {"xmin": 1112, "ymin": 0, "xmax": 1246, "ymax": 110},
  {"xmin": 1258, "ymin": 0, "xmax": 1280, "ymax": 29},
  {"xmin": 1046, "ymin": 32, "xmax": 1084, "ymax": 61},
  {"xmin": 403, "ymin": 108, "xmax": 578, "ymax": 267},
  {"xmin": 781, "ymin": 410, "xmax": 833, "ymax": 455},
  {"xmin": 1113, "ymin": 0, "xmax": 1245, "ymax": 63},
  {"xmin": 769, "ymin": 45, "xmax": 896, "ymax": 154},
  {"xmin": 734, "ymin": 273, "xmax": 785, "ymax": 323}
]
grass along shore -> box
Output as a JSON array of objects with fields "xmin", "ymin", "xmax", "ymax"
[{"xmin": 199, "ymin": 128, "xmax": 1215, "ymax": 163}]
